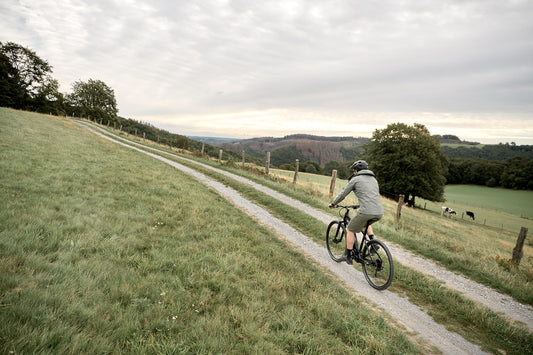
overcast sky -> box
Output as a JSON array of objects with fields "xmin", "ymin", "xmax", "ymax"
[{"xmin": 2, "ymin": 0, "xmax": 533, "ymax": 143}]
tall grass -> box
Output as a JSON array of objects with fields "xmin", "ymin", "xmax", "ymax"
[{"xmin": 1, "ymin": 108, "xmax": 419, "ymax": 353}]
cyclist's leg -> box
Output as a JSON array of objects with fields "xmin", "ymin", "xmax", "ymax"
[
  {"xmin": 346, "ymin": 214, "xmax": 369, "ymax": 263},
  {"xmin": 346, "ymin": 230, "xmax": 356, "ymax": 250},
  {"xmin": 364, "ymin": 216, "xmax": 382, "ymax": 238},
  {"xmin": 348, "ymin": 213, "xmax": 373, "ymax": 238}
]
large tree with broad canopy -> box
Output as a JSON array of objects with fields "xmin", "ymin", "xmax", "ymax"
[{"xmin": 363, "ymin": 123, "xmax": 449, "ymax": 206}]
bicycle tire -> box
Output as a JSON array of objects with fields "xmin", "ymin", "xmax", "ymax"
[
  {"xmin": 326, "ymin": 221, "xmax": 346, "ymax": 262},
  {"xmin": 361, "ymin": 239, "xmax": 394, "ymax": 290}
]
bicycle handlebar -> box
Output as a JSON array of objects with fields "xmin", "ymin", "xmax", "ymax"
[{"xmin": 329, "ymin": 204, "xmax": 360, "ymax": 209}]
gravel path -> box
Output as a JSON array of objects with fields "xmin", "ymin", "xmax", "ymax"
[{"xmin": 77, "ymin": 121, "xmax": 532, "ymax": 353}]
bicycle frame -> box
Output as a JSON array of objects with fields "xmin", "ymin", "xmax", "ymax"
[{"xmin": 336, "ymin": 205, "xmax": 371, "ymax": 261}]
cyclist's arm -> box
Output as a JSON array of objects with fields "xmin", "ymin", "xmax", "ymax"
[{"xmin": 331, "ymin": 178, "xmax": 356, "ymax": 206}]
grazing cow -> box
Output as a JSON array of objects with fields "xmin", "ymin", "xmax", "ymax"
[
  {"xmin": 466, "ymin": 211, "xmax": 475, "ymax": 220},
  {"xmin": 441, "ymin": 206, "xmax": 457, "ymax": 217}
]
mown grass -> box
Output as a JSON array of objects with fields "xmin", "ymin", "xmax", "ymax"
[
  {"xmin": 87, "ymin": 119, "xmax": 533, "ymax": 353},
  {"xmin": 1, "ymin": 108, "xmax": 421, "ymax": 353}
]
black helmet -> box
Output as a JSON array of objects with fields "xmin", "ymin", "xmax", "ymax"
[{"xmin": 350, "ymin": 160, "xmax": 368, "ymax": 171}]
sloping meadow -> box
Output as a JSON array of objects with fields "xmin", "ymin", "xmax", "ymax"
[{"xmin": 0, "ymin": 108, "xmax": 419, "ymax": 353}]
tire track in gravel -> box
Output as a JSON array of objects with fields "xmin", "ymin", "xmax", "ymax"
[{"xmin": 76, "ymin": 120, "xmax": 492, "ymax": 354}]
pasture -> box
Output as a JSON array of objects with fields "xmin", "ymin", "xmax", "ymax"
[{"xmin": 271, "ymin": 168, "xmax": 533, "ymax": 233}]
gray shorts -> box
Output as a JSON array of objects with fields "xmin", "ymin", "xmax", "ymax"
[{"xmin": 347, "ymin": 213, "xmax": 382, "ymax": 233}]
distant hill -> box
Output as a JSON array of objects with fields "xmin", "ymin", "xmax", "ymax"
[
  {"xmin": 433, "ymin": 134, "xmax": 480, "ymax": 145},
  {"xmin": 114, "ymin": 117, "xmax": 533, "ymax": 166},
  {"xmin": 221, "ymin": 134, "xmax": 370, "ymax": 167},
  {"xmin": 218, "ymin": 133, "xmax": 533, "ymax": 167},
  {"xmin": 188, "ymin": 136, "xmax": 241, "ymax": 146}
]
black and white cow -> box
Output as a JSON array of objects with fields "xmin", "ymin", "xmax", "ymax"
[
  {"xmin": 466, "ymin": 211, "xmax": 475, "ymax": 220},
  {"xmin": 441, "ymin": 206, "xmax": 457, "ymax": 217}
]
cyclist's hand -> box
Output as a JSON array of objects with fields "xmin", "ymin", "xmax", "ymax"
[{"xmin": 329, "ymin": 204, "xmax": 337, "ymax": 209}]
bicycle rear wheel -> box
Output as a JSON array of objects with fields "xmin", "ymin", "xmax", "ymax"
[
  {"xmin": 361, "ymin": 239, "xmax": 393, "ymax": 290},
  {"xmin": 326, "ymin": 221, "xmax": 346, "ymax": 262}
]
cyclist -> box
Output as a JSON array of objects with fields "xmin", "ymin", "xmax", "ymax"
[{"xmin": 329, "ymin": 160, "xmax": 383, "ymax": 265}]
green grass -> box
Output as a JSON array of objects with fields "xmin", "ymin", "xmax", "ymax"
[
  {"xmin": 88, "ymin": 120, "xmax": 533, "ymax": 353},
  {"xmin": 444, "ymin": 185, "xmax": 533, "ymax": 218},
  {"xmin": 269, "ymin": 167, "xmax": 533, "ymax": 306},
  {"xmin": 1, "ymin": 108, "xmax": 420, "ymax": 353},
  {"xmin": 135, "ymin": 141, "xmax": 533, "ymax": 354},
  {"xmin": 96, "ymin": 122, "xmax": 533, "ymax": 307}
]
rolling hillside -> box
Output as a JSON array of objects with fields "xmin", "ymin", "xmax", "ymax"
[
  {"xmin": 221, "ymin": 134, "xmax": 370, "ymax": 166},
  {"xmin": 219, "ymin": 133, "xmax": 533, "ymax": 168}
]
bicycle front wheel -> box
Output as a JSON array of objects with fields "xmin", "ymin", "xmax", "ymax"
[
  {"xmin": 326, "ymin": 221, "xmax": 346, "ymax": 262},
  {"xmin": 361, "ymin": 239, "xmax": 394, "ymax": 290}
]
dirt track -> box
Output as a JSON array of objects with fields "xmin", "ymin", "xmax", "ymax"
[{"xmin": 77, "ymin": 121, "xmax": 533, "ymax": 354}]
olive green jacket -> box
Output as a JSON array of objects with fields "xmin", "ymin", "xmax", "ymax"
[{"xmin": 332, "ymin": 170, "xmax": 383, "ymax": 216}]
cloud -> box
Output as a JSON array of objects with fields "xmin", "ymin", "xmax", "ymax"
[{"xmin": 1, "ymin": 0, "xmax": 532, "ymax": 143}]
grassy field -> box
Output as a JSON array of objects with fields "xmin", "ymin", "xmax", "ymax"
[
  {"xmin": 271, "ymin": 169, "xmax": 533, "ymax": 232},
  {"xmin": 270, "ymin": 167, "xmax": 533, "ymax": 301},
  {"xmin": 91, "ymin": 121, "xmax": 533, "ymax": 352},
  {"xmin": 443, "ymin": 185, "xmax": 533, "ymax": 218},
  {"xmin": 3, "ymin": 109, "xmax": 533, "ymax": 354},
  {"xmin": 1, "ymin": 109, "xmax": 420, "ymax": 353}
]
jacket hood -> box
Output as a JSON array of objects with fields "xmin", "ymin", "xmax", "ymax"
[{"xmin": 355, "ymin": 169, "xmax": 375, "ymax": 177}]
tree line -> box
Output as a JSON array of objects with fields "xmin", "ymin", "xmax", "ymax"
[
  {"xmin": 442, "ymin": 143, "xmax": 533, "ymax": 160},
  {"xmin": 1, "ymin": 41, "xmax": 118, "ymax": 122}
]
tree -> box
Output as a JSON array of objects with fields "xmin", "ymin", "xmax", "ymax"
[
  {"xmin": 0, "ymin": 50, "xmax": 24, "ymax": 107},
  {"xmin": 0, "ymin": 41, "xmax": 59, "ymax": 110},
  {"xmin": 67, "ymin": 79, "xmax": 118, "ymax": 123},
  {"xmin": 363, "ymin": 123, "xmax": 448, "ymax": 205},
  {"xmin": 323, "ymin": 160, "xmax": 351, "ymax": 179},
  {"xmin": 32, "ymin": 77, "xmax": 65, "ymax": 115}
]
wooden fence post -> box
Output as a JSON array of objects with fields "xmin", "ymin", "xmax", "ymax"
[
  {"xmin": 265, "ymin": 152, "xmax": 270, "ymax": 175},
  {"xmin": 143, "ymin": 132, "xmax": 146, "ymax": 141},
  {"xmin": 219, "ymin": 149, "xmax": 223, "ymax": 162},
  {"xmin": 242, "ymin": 150, "xmax": 245, "ymax": 168},
  {"xmin": 293, "ymin": 159, "xmax": 299, "ymax": 184},
  {"xmin": 396, "ymin": 194, "xmax": 405, "ymax": 221},
  {"xmin": 512, "ymin": 227, "xmax": 528, "ymax": 265},
  {"xmin": 201, "ymin": 143, "xmax": 205, "ymax": 155},
  {"xmin": 329, "ymin": 170, "xmax": 337, "ymax": 198}
]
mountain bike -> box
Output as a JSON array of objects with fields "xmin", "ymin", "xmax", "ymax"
[{"xmin": 326, "ymin": 205, "xmax": 394, "ymax": 290}]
